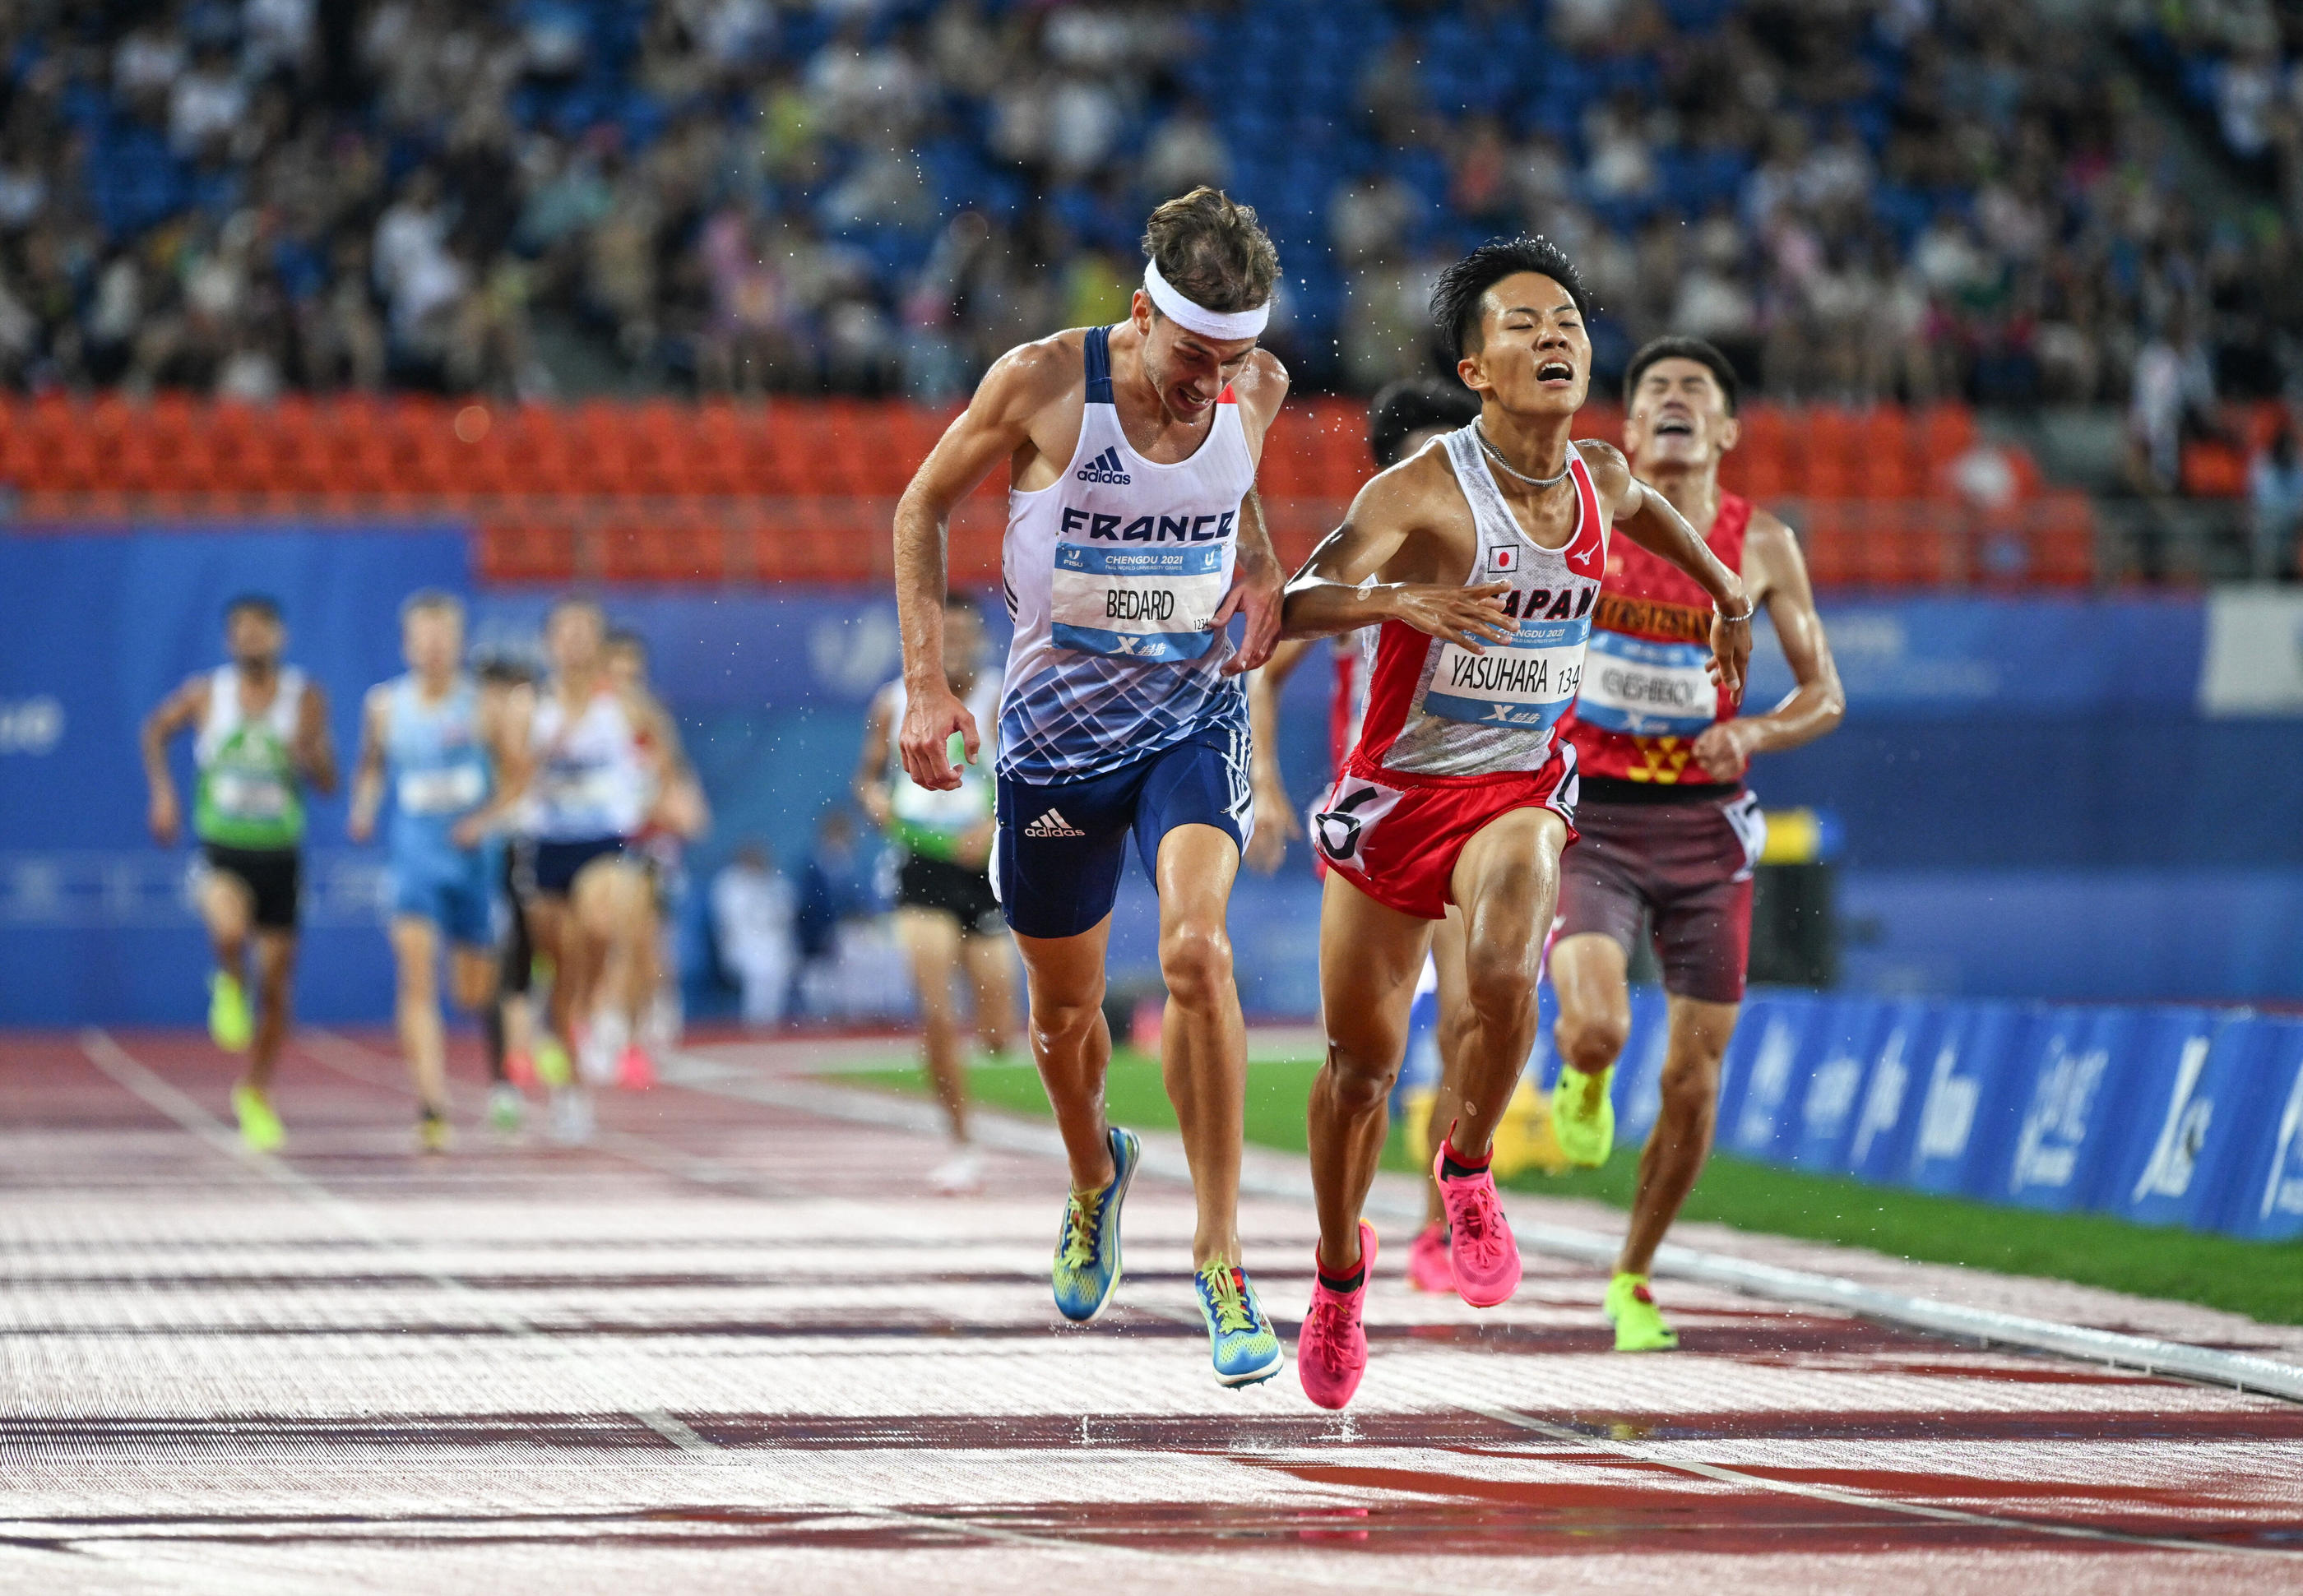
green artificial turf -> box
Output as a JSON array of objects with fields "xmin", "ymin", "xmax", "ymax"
[{"xmin": 847, "ymin": 1049, "xmax": 2303, "ymax": 1325}]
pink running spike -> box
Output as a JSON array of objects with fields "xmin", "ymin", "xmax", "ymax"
[
  {"xmin": 1406, "ymin": 1219, "xmax": 1455, "ymax": 1293},
  {"xmin": 616, "ymin": 1045, "xmax": 656, "ymax": 1091},
  {"xmin": 1434, "ymin": 1145, "xmax": 1521, "ymax": 1307},
  {"xmin": 1297, "ymin": 1223, "xmax": 1377, "ymax": 1411}
]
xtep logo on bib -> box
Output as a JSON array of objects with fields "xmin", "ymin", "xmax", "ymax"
[
  {"xmin": 1024, "ymin": 808, "xmax": 1087, "ymax": 838},
  {"xmin": 1075, "ymin": 446, "xmax": 1133, "ymax": 486}
]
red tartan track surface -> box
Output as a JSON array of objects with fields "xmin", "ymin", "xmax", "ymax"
[{"xmin": 3, "ymin": 1026, "xmax": 2299, "ymax": 1594}]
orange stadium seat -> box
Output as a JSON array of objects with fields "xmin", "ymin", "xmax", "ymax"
[
  {"xmin": 600, "ymin": 519, "xmax": 727, "ymax": 583},
  {"xmin": 478, "ymin": 521, "xmax": 578, "ymax": 583},
  {"xmin": 2180, "ymin": 440, "xmax": 2247, "ymax": 497}
]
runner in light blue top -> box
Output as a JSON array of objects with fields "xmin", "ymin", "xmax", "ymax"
[{"xmin": 350, "ymin": 590, "xmax": 526, "ymax": 1150}]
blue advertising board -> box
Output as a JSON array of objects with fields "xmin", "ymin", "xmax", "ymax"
[
  {"xmin": 1582, "ymin": 988, "xmax": 2303, "ymax": 1242},
  {"xmin": 0, "ymin": 529, "xmax": 470, "ymax": 1025}
]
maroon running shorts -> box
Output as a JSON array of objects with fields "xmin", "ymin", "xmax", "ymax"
[{"xmin": 1553, "ymin": 787, "xmax": 1766, "ymax": 1004}]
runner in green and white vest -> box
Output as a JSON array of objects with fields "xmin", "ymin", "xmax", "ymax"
[
  {"xmin": 854, "ymin": 592, "xmax": 1020, "ymax": 1196},
  {"xmin": 141, "ymin": 594, "xmax": 339, "ymax": 1152}
]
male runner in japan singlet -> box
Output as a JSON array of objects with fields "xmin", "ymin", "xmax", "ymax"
[
  {"xmin": 1278, "ymin": 239, "xmax": 1753, "ymax": 1410},
  {"xmin": 890, "ymin": 187, "xmax": 1291, "ymax": 1388},
  {"xmin": 1549, "ymin": 337, "xmax": 1844, "ymax": 1353},
  {"xmin": 1244, "ymin": 377, "xmax": 1480, "ymax": 1296},
  {"xmin": 141, "ymin": 594, "xmax": 338, "ymax": 1153}
]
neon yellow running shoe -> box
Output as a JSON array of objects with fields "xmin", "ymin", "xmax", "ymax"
[
  {"xmin": 534, "ymin": 1037, "xmax": 572, "ymax": 1089},
  {"xmin": 418, "ymin": 1109, "xmax": 452, "ymax": 1155},
  {"xmin": 208, "ymin": 972, "xmax": 253, "ymax": 1053},
  {"xmin": 1550, "ymin": 1063, "xmax": 1615, "ymax": 1168},
  {"xmin": 232, "ymin": 1084, "xmax": 285, "ymax": 1154},
  {"xmin": 1606, "ymin": 1271, "xmax": 1678, "ymax": 1352}
]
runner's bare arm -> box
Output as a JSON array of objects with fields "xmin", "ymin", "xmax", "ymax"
[
  {"xmin": 892, "ymin": 341, "xmax": 1071, "ymax": 790},
  {"xmin": 630, "ymin": 687, "xmax": 710, "ymax": 839},
  {"xmin": 140, "ymin": 676, "xmax": 209, "ymax": 845},
  {"xmin": 852, "ymin": 688, "xmax": 897, "ymax": 830},
  {"xmin": 346, "ymin": 687, "xmax": 389, "ymax": 844},
  {"xmin": 1242, "ymin": 638, "xmax": 1314, "ymax": 873},
  {"xmin": 1281, "ymin": 465, "xmax": 1515, "ymax": 648},
  {"xmin": 1212, "ymin": 487, "xmax": 1284, "ymax": 675},
  {"xmin": 296, "ymin": 681, "xmax": 339, "ymax": 796},
  {"xmin": 452, "ymin": 682, "xmax": 534, "ymax": 849},
  {"xmin": 1578, "ymin": 440, "xmax": 1751, "ymax": 705},
  {"xmin": 1691, "ymin": 511, "xmax": 1845, "ymax": 781},
  {"xmin": 1207, "ymin": 354, "xmax": 1291, "ymax": 676}
]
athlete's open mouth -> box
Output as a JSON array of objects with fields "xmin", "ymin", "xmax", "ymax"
[
  {"xmin": 1655, "ymin": 418, "xmax": 1694, "ymax": 436},
  {"xmin": 1537, "ymin": 360, "xmax": 1573, "ymax": 382}
]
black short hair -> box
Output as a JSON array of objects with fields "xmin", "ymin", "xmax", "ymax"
[
  {"xmin": 1624, "ymin": 335, "xmax": 1742, "ymax": 415},
  {"xmin": 603, "ymin": 627, "xmax": 646, "ymax": 655},
  {"xmin": 1368, "ymin": 379, "xmax": 1480, "ymax": 469},
  {"xmin": 943, "ymin": 590, "xmax": 982, "ymax": 618},
  {"xmin": 1430, "ymin": 236, "xmax": 1593, "ymax": 363},
  {"xmin": 473, "ymin": 649, "xmax": 536, "ymax": 687},
  {"xmin": 223, "ymin": 594, "xmax": 281, "ymax": 624}
]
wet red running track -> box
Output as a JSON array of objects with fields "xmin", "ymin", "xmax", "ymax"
[{"xmin": 2, "ymin": 1027, "xmax": 2298, "ymax": 1594}]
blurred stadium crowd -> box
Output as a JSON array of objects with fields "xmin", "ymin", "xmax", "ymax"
[{"xmin": 0, "ymin": 0, "xmax": 2296, "ymax": 414}]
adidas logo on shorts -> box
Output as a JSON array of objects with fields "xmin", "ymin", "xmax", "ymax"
[
  {"xmin": 1074, "ymin": 446, "xmax": 1132, "ymax": 485},
  {"xmin": 1023, "ymin": 808, "xmax": 1086, "ymax": 839}
]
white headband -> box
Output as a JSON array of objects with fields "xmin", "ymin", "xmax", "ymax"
[{"xmin": 1142, "ymin": 257, "xmax": 1269, "ymax": 340}]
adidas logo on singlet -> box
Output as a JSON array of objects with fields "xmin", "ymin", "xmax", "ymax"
[
  {"xmin": 1075, "ymin": 446, "xmax": 1132, "ymax": 485},
  {"xmin": 1024, "ymin": 808, "xmax": 1087, "ymax": 838}
]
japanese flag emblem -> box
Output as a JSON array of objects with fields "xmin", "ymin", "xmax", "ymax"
[{"xmin": 1489, "ymin": 547, "xmax": 1519, "ymax": 572}]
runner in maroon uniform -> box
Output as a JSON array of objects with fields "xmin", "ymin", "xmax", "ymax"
[
  {"xmin": 1548, "ymin": 337, "xmax": 1845, "ymax": 1353},
  {"xmin": 1244, "ymin": 378, "xmax": 1478, "ymax": 1294},
  {"xmin": 1281, "ymin": 242, "xmax": 1751, "ymax": 1409}
]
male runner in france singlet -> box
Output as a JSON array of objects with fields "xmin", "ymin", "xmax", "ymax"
[
  {"xmin": 1244, "ymin": 377, "xmax": 1480, "ymax": 1294},
  {"xmin": 890, "ymin": 187, "xmax": 1291, "ymax": 1387},
  {"xmin": 1550, "ymin": 337, "xmax": 1844, "ymax": 1353},
  {"xmin": 347, "ymin": 590, "xmax": 527, "ymax": 1154},
  {"xmin": 141, "ymin": 594, "xmax": 338, "ymax": 1152},
  {"xmin": 1278, "ymin": 239, "xmax": 1752, "ymax": 1410}
]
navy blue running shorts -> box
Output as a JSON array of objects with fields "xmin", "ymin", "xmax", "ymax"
[{"xmin": 994, "ymin": 729, "xmax": 1252, "ymax": 940}]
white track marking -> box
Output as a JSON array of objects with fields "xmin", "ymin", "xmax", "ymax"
[
  {"xmin": 660, "ymin": 1046, "xmax": 2303, "ymax": 1404},
  {"xmin": 68, "ymin": 1029, "xmax": 1513, "ymax": 1593}
]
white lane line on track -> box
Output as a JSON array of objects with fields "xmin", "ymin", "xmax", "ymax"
[
  {"xmin": 665, "ymin": 1050, "xmax": 2303, "ymax": 1405},
  {"xmin": 1427, "ymin": 1388, "xmax": 2299, "ymax": 1561},
  {"xmin": 659, "ymin": 1048, "xmax": 2303, "ymax": 1559},
  {"xmin": 68, "ymin": 1029, "xmax": 1485, "ymax": 1592},
  {"xmin": 297, "ymin": 1027, "xmax": 802, "ymax": 1196}
]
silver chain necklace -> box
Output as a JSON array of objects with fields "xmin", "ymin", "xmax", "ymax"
[{"xmin": 1473, "ymin": 423, "xmax": 1572, "ymax": 489}]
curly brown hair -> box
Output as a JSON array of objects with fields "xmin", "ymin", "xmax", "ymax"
[{"xmin": 1140, "ymin": 187, "xmax": 1280, "ymax": 316}]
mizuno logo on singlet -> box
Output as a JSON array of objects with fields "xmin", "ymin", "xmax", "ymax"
[
  {"xmin": 1024, "ymin": 808, "xmax": 1087, "ymax": 838},
  {"xmin": 1076, "ymin": 446, "xmax": 1132, "ymax": 485}
]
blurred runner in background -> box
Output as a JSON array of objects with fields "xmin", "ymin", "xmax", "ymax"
[
  {"xmin": 855, "ymin": 590, "xmax": 1021, "ymax": 1196},
  {"xmin": 347, "ymin": 591, "xmax": 526, "ymax": 1153},
  {"xmin": 141, "ymin": 594, "xmax": 338, "ymax": 1152},
  {"xmin": 605, "ymin": 628, "xmax": 711, "ymax": 1075}
]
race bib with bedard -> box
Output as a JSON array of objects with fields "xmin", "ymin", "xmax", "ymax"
[{"xmin": 1050, "ymin": 543, "xmax": 1226, "ymax": 661}]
